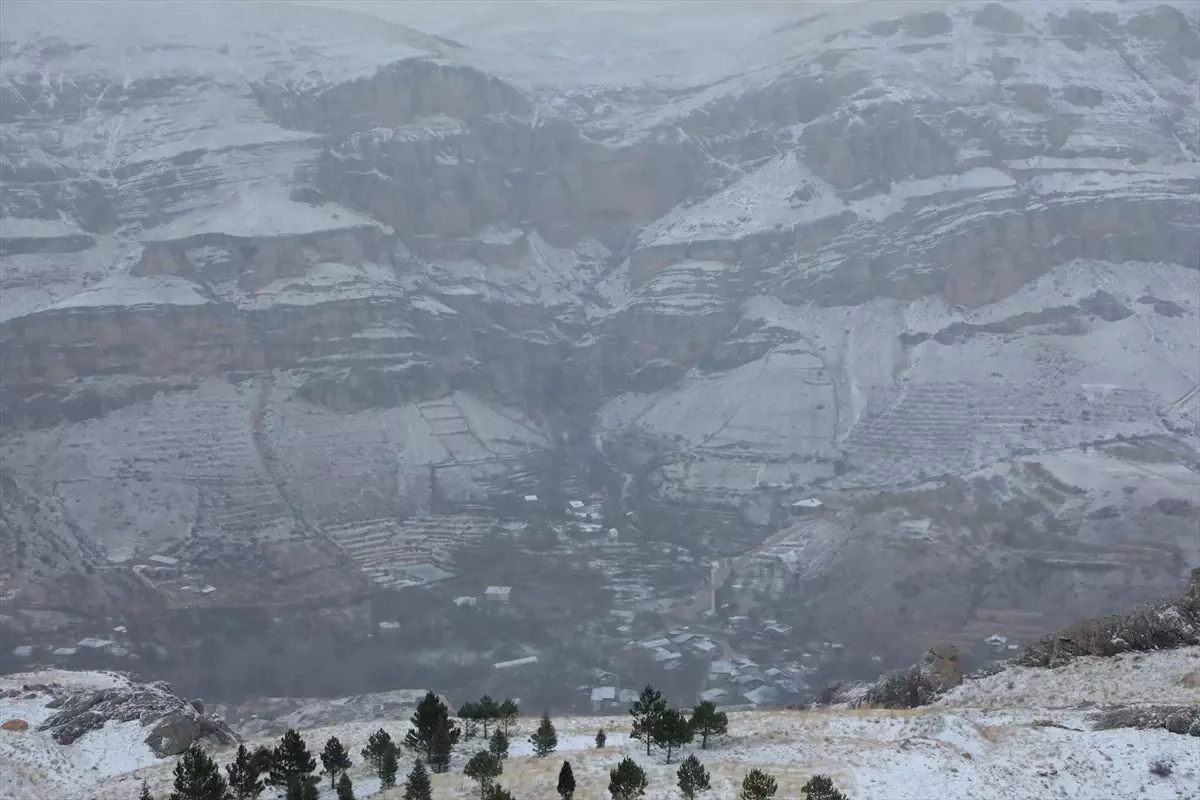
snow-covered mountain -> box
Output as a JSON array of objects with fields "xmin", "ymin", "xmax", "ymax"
[{"xmin": 1, "ymin": 1, "xmax": 1197, "ymax": 653}]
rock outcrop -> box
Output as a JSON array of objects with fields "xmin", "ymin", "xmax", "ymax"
[{"xmin": 857, "ymin": 645, "xmax": 964, "ymax": 708}]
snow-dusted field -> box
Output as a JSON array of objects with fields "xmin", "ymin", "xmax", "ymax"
[{"xmin": 3, "ymin": 648, "xmax": 1197, "ymax": 799}]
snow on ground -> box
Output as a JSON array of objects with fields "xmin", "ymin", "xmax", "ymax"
[
  {"xmin": 43, "ymin": 274, "xmax": 211, "ymax": 312},
  {"xmin": 0, "ymin": 671, "xmax": 162, "ymax": 800},
  {"xmin": 50, "ymin": 648, "xmax": 1200, "ymax": 799}
]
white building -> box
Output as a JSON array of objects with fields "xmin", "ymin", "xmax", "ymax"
[
  {"xmin": 568, "ymin": 500, "xmax": 586, "ymax": 512},
  {"xmin": 590, "ymin": 686, "xmax": 617, "ymax": 704},
  {"xmin": 454, "ymin": 596, "xmax": 478, "ymax": 607},
  {"xmin": 485, "ymin": 586, "xmax": 512, "ymax": 602},
  {"xmin": 523, "ymin": 494, "xmax": 539, "ymax": 503},
  {"xmin": 699, "ymin": 688, "xmax": 728, "ymax": 703}
]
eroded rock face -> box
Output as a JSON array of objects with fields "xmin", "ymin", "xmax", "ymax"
[{"xmin": 0, "ymin": 0, "xmax": 1197, "ymax": 647}]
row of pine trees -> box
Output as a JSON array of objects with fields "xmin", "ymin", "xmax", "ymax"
[{"xmin": 145, "ymin": 685, "xmax": 847, "ymax": 799}]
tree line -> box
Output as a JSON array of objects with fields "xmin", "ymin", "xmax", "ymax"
[{"xmin": 147, "ymin": 684, "xmax": 847, "ymax": 800}]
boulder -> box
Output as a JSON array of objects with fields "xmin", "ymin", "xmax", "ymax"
[
  {"xmin": 1, "ymin": 719, "xmax": 30, "ymax": 731},
  {"xmin": 143, "ymin": 711, "xmax": 234, "ymax": 757}
]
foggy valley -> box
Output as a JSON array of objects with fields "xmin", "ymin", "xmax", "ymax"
[{"xmin": 0, "ymin": 1, "xmax": 1197, "ymax": 798}]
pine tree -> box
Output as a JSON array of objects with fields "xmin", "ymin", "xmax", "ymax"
[
  {"xmin": 428, "ymin": 720, "xmax": 454, "ymax": 774},
  {"xmin": 608, "ymin": 756, "xmax": 648, "ymax": 800},
  {"xmin": 360, "ymin": 729, "xmax": 395, "ymax": 772},
  {"xmin": 497, "ymin": 697, "xmax": 520, "ymax": 737},
  {"xmin": 406, "ymin": 691, "xmax": 460, "ymax": 761},
  {"xmin": 169, "ymin": 743, "xmax": 229, "ymax": 800},
  {"xmin": 226, "ymin": 743, "xmax": 265, "ymax": 800},
  {"xmin": 651, "ymin": 707, "xmax": 693, "ymax": 763},
  {"xmin": 485, "ymin": 787, "xmax": 515, "ymax": 800},
  {"xmin": 269, "ymin": 729, "xmax": 317, "ymax": 789},
  {"xmin": 688, "ymin": 701, "xmax": 729, "ymax": 749},
  {"xmin": 320, "ymin": 736, "xmax": 352, "ymax": 790},
  {"xmin": 283, "ymin": 775, "xmax": 319, "ymax": 800},
  {"xmin": 458, "ymin": 700, "xmax": 481, "ymax": 740},
  {"xmin": 464, "ymin": 750, "xmax": 503, "ymax": 798},
  {"xmin": 403, "ymin": 759, "xmax": 433, "ymax": 800},
  {"xmin": 477, "ymin": 695, "xmax": 499, "ymax": 738},
  {"xmin": 556, "ymin": 760, "xmax": 576, "ymax": 800},
  {"xmin": 529, "ymin": 712, "xmax": 557, "ymax": 757},
  {"xmin": 677, "ymin": 754, "xmax": 711, "ymax": 799},
  {"xmin": 629, "ymin": 685, "xmax": 667, "ymax": 755},
  {"xmin": 740, "ymin": 768, "xmax": 778, "ymax": 800},
  {"xmin": 249, "ymin": 746, "xmax": 274, "ymax": 779},
  {"xmin": 595, "ymin": 729, "xmax": 607, "ymax": 748},
  {"xmin": 138, "ymin": 781, "xmax": 154, "ymax": 800},
  {"xmin": 380, "ymin": 745, "xmax": 399, "ymax": 789},
  {"xmin": 335, "ymin": 772, "xmax": 355, "ymax": 800},
  {"xmin": 488, "ymin": 727, "xmax": 510, "ymax": 760},
  {"xmin": 801, "ymin": 774, "xmax": 847, "ymax": 800}
]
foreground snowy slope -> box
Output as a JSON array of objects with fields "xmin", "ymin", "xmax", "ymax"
[
  {"xmin": 2, "ymin": 647, "xmax": 1195, "ymax": 799},
  {"xmin": 1, "ymin": 0, "xmax": 1197, "ymax": 666}
]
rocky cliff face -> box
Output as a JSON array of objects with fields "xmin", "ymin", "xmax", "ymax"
[{"xmin": 1, "ymin": 1, "xmax": 1197, "ymax": 654}]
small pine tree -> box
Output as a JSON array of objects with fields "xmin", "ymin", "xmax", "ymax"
[
  {"xmin": 689, "ymin": 701, "xmax": 729, "ymax": 749},
  {"xmin": 320, "ymin": 736, "xmax": 353, "ymax": 790},
  {"xmin": 485, "ymin": 786, "xmax": 515, "ymax": 800},
  {"xmin": 652, "ymin": 707, "xmax": 693, "ymax": 763},
  {"xmin": 801, "ymin": 774, "xmax": 847, "ymax": 800},
  {"xmin": 335, "ymin": 772, "xmax": 355, "ymax": 800},
  {"xmin": 428, "ymin": 720, "xmax": 454, "ymax": 774},
  {"xmin": 497, "ymin": 697, "xmax": 520, "ymax": 737},
  {"xmin": 249, "ymin": 746, "xmax": 274, "ymax": 778},
  {"xmin": 629, "ymin": 685, "xmax": 667, "ymax": 755},
  {"xmin": 458, "ymin": 700, "xmax": 481, "ymax": 740},
  {"xmin": 269, "ymin": 729, "xmax": 317, "ymax": 789},
  {"xmin": 529, "ymin": 712, "xmax": 558, "ymax": 757},
  {"xmin": 170, "ymin": 743, "xmax": 229, "ymax": 800},
  {"xmin": 740, "ymin": 768, "xmax": 778, "ymax": 800},
  {"xmin": 556, "ymin": 760, "xmax": 576, "ymax": 800},
  {"xmin": 283, "ymin": 775, "xmax": 319, "ymax": 800},
  {"xmin": 608, "ymin": 756, "xmax": 648, "ymax": 800},
  {"xmin": 403, "ymin": 759, "xmax": 433, "ymax": 800},
  {"xmin": 677, "ymin": 754, "xmax": 711, "ymax": 800},
  {"xmin": 489, "ymin": 727, "xmax": 510, "ymax": 760},
  {"xmin": 406, "ymin": 691, "xmax": 460, "ymax": 761},
  {"xmin": 464, "ymin": 750, "xmax": 503, "ymax": 798},
  {"xmin": 226, "ymin": 743, "xmax": 265, "ymax": 800},
  {"xmin": 138, "ymin": 781, "xmax": 154, "ymax": 800},
  {"xmin": 380, "ymin": 746, "xmax": 399, "ymax": 789},
  {"xmin": 477, "ymin": 694, "xmax": 499, "ymax": 738},
  {"xmin": 595, "ymin": 729, "xmax": 607, "ymax": 748},
  {"xmin": 360, "ymin": 729, "xmax": 395, "ymax": 772}
]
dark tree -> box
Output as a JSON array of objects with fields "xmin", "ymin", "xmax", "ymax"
[
  {"xmin": 361, "ymin": 729, "xmax": 395, "ymax": 772},
  {"xmin": 489, "ymin": 727, "xmax": 510, "ymax": 761},
  {"xmin": 529, "ymin": 713, "xmax": 557, "ymax": 757},
  {"xmin": 498, "ymin": 697, "xmax": 520, "ymax": 737},
  {"xmin": 248, "ymin": 746, "xmax": 274, "ymax": 778},
  {"xmin": 283, "ymin": 776, "xmax": 319, "ymax": 800},
  {"xmin": 556, "ymin": 760, "xmax": 576, "ymax": 800},
  {"xmin": 169, "ymin": 743, "xmax": 228, "ymax": 800},
  {"xmin": 595, "ymin": 729, "xmax": 607, "ymax": 748},
  {"xmin": 138, "ymin": 781, "xmax": 154, "ymax": 800},
  {"xmin": 608, "ymin": 756, "xmax": 649, "ymax": 800},
  {"xmin": 380, "ymin": 745, "xmax": 399, "ymax": 789},
  {"xmin": 269, "ymin": 729, "xmax": 317, "ymax": 789},
  {"xmin": 477, "ymin": 695, "xmax": 499, "ymax": 738},
  {"xmin": 801, "ymin": 775, "xmax": 847, "ymax": 800},
  {"xmin": 485, "ymin": 787, "xmax": 515, "ymax": 800},
  {"xmin": 740, "ymin": 768, "xmax": 778, "ymax": 800},
  {"xmin": 320, "ymin": 736, "xmax": 352, "ymax": 790},
  {"xmin": 652, "ymin": 708, "xmax": 693, "ymax": 763},
  {"xmin": 226, "ymin": 743, "xmax": 265, "ymax": 800},
  {"xmin": 689, "ymin": 701, "xmax": 729, "ymax": 749},
  {"xmin": 677, "ymin": 754, "xmax": 711, "ymax": 799},
  {"xmin": 629, "ymin": 685, "xmax": 667, "ymax": 755},
  {"xmin": 464, "ymin": 750, "xmax": 503, "ymax": 798},
  {"xmin": 428, "ymin": 720, "xmax": 454, "ymax": 774},
  {"xmin": 458, "ymin": 700, "xmax": 482, "ymax": 740},
  {"xmin": 403, "ymin": 759, "xmax": 433, "ymax": 800},
  {"xmin": 406, "ymin": 692, "xmax": 460, "ymax": 761},
  {"xmin": 335, "ymin": 772, "xmax": 355, "ymax": 800}
]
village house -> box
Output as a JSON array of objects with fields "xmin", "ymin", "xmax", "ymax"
[{"xmin": 485, "ymin": 586, "xmax": 512, "ymax": 603}]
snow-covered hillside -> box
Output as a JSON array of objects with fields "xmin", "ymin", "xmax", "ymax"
[
  {"xmin": 3, "ymin": 648, "xmax": 1197, "ymax": 799},
  {"xmin": 1, "ymin": 0, "xmax": 1197, "ymax": 667}
]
